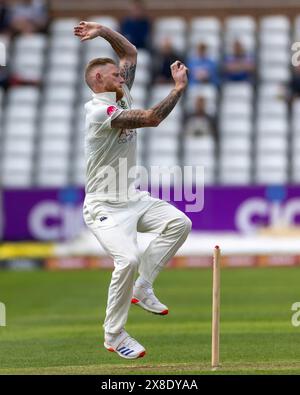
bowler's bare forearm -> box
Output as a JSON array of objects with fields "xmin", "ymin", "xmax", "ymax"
[
  {"xmin": 151, "ymin": 87, "xmax": 182, "ymax": 123},
  {"xmin": 112, "ymin": 87, "xmax": 184, "ymax": 129}
]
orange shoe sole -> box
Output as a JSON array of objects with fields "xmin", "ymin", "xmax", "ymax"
[{"xmin": 131, "ymin": 298, "xmax": 169, "ymax": 315}]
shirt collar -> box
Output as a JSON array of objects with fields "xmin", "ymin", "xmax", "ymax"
[{"xmin": 92, "ymin": 91, "xmax": 117, "ymax": 103}]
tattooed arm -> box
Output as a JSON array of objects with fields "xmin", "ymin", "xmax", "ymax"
[
  {"xmin": 100, "ymin": 26, "xmax": 137, "ymax": 90},
  {"xmin": 74, "ymin": 21, "xmax": 137, "ymax": 90},
  {"xmin": 112, "ymin": 61, "xmax": 189, "ymax": 129},
  {"xmin": 111, "ymin": 87, "xmax": 183, "ymax": 128}
]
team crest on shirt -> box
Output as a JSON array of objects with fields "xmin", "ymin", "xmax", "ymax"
[
  {"xmin": 118, "ymin": 129, "xmax": 137, "ymax": 144},
  {"xmin": 107, "ymin": 105, "xmax": 117, "ymax": 116},
  {"xmin": 119, "ymin": 99, "xmax": 127, "ymax": 109}
]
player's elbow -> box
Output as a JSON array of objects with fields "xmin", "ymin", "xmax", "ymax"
[
  {"xmin": 132, "ymin": 45, "xmax": 138, "ymax": 55},
  {"xmin": 127, "ymin": 45, "xmax": 138, "ymax": 59}
]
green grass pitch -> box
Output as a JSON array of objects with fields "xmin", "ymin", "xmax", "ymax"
[{"xmin": 0, "ymin": 267, "xmax": 300, "ymax": 375}]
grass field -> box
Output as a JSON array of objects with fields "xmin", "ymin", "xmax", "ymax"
[{"xmin": 0, "ymin": 267, "xmax": 300, "ymax": 375}]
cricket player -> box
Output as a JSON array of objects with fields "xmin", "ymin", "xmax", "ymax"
[{"xmin": 74, "ymin": 21, "xmax": 191, "ymax": 359}]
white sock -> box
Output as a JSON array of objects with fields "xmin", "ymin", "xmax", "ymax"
[{"xmin": 135, "ymin": 276, "xmax": 152, "ymax": 289}]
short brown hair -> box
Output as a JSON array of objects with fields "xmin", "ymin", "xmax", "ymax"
[{"xmin": 85, "ymin": 57, "xmax": 116, "ymax": 90}]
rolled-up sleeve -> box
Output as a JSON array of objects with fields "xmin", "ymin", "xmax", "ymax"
[{"xmin": 89, "ymin": 105, "xmax": 123, "ymax": 134}]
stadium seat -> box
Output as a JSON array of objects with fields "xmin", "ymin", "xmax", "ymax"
[
  {"xmin": 148, "ymin": 136, "xmax": 178, "ymax": 154},
  {"xmin": 50, "ymin": 35, "xmax": 80, "ymax": 51},
  {"xmin": 4, "ymin": 121, "xmax": 36, "ymax": 139},
  {"xmin": 41, "ymin": 104, "xmax": 73, "ymax": 121},
  {"xmin": 7, "ymin": 87, "xmax": 40, "ymax": 105},
  {"xmin": 50, "ymin": 18, "xmax": 80, "ymax": 35},
  {"xmin": 49, "ymin": 50, "xmax": 79, "ymax": 68},
  {"xmin": 259, "ymin": 64, "xmax": 290, "ymax": 82},
  {"xmin": 39, "ymin": 137, "xmax": 70, "ymax": 155},
  {"xmin": 255, "ymin": 169, "xmax": 288, "ymax": 184},
  {"xmin": 220, "ymin": 119, "xmax": 252, "ymax": 135},
  {"xmin": 256, "ymin": 117, "xmax": 289, "ymax": 136},
  {"xmin": 2, "ymin": 155, "xmax": 32, "ymax": 173},
  {"xmin": 36, "ymin": 172, "xmax": 69, "ymax": 187},
  {"xmin": 259, "ymin": 31, "xmax": 290, "ymax": 48},
  {"xmin": 40, "ymin": 120, "xmax": 72, "ymax": 138},
  {"xmin": 44, "ymin": 86, "xmax": 76, "ymax": 103},
  {"xmin": 154, "ymin": 17, "xmax": 187, "ymax": 35},
  {"xmin": 14, "ymin": 34, "xmax": 47, "ymax": 52},
  {"xmin": 220, "ymin": 101, "xmax": 253, "ymax": 119},
  {"xmin": 12, "ymin": 52, "xmax": 44, "ymax": 80},
  {"xmin": 219, "ymin": 154, "xmax": 252, "ymax": 171},
  {"xmin": 225, "ymin": 16, "xmax": 256, "ymax": 33},
  {"xmin": 257, "ymin": 100, "xmax": 288, "ymax": 117},
  {"xmin": 46, "ymin": 68, "xmax": 78, "ymax": 85},
  {"xmin": 260, "ymin": 15, "xmax": 290, "ymax": 32},
  {"xmin": 38, "ymin": 155, "xmax": 69, "ymax": 172},
  {"xmin": 184, "ymin": 135, "xmax": 215, "ymax": 154},
  {"xmin": 222, "ymin": 82, "xmax": 253, "ymax": 101},
  {"xmin": 256, "ymin": 135, "xmax": 288, "ymax": 152},
  {"xmin": 220, "ymin": 136, "xmax": 251, "ymax": 154},
  {"xmin": 84, "ymin": 39, "xmax": 115, "ymax": 55},
  {"xmin": 1, "ymin": 172, "xmax": 32, "ymax": 187},
  {"xmin": 258, "ymin": 83, "xmax": 287, "ymax": 100},
  {"xmin": 259, "ymin": 48, "xmax": 290, "ymax": 65},
  {"xmin": 256, "ymin": 153, "xmax": 288, "ymax": 170},
  {"xmin": 3, "ymin": 137, "xmax": 35, "ymax": 156},
  {"xmin": 219, "ymin": 170, "xmax": 251, "ymax": 185},
  {"xmin": 190, "ymin": 17, "xmax": 221, "ymax": 34},
  {"xmin": 5, "ymin": 104, "xmax": 38, "ymax": 122}
]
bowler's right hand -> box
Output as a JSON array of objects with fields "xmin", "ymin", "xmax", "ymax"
[{"xmin": 171, "ymin": 61, "xmax": 189, "ymax": 90}]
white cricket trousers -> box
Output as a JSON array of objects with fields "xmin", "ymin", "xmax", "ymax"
[{"xmin": 83, "ymin": 194, "xmax": 192, "ymax": 335}]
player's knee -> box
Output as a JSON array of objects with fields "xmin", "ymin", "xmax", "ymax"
[
  {"xmin": 171, "ymin": 215, "xmax": 192, "ymax": 239},
  {"xmin": 125, "ymin": 254, "xmax": 140, "ymax": 272},
  {"xmin": 116, "ymin": 253, "xmax": 140, "ymax": 273},
  {"xmin": 180, "ymin": 215, "xmax": 192, "ymax": 237}
]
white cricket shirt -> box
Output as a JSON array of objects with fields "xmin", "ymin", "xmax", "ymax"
[{"xmin": 84, "ymin": 85, "xmax": 145, "ymax": 202}]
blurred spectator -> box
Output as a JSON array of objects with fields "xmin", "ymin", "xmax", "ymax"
[
  {"xmin": 0, "ymin": 1, "xmax": 10, "ymax": 34},
  {"xmin": 185, "ymin": 96, "xmax": 218, "ymax": 142},
  {"xmin": 120, "ymin": 0, "xmax": 151, "ymax": 50},
  {"xmin": 290, "ymin": 64, "xmax": 300, "ymax": 99},
  {"xmin": 187, "ymin": 43, "xmax": 219, "ymax": 86},
  {"xmin": 223, "ymin": 40, "xmax": 255, "ymax": 82},
  {"xmin": 153, "ymin": 37, "xmax": 183, "ymax": 84},
  {"xmin": 10, "ymin": 0, "xmax": 48, "ymax": 35},
  {"xmin": 0, "ymin": 66, "xmax": 9, "ymax": 89}
]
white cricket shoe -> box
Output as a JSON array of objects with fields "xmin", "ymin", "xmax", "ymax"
[
  {"xmin": 131, "ymin": 286, "xmax": 169, "ymax": 315},
  {"xmin": 104, "ymin": 329, "xmax": 146, "ymax": 359}
]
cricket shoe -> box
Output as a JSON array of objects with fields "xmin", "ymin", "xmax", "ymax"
[
  {"xmin": 104, "ymin": 329, "xmax": 146, "ymax": 359},
  {"xmin": 131, "ymin": 286, "xmax": 169, "ymax": 315}
]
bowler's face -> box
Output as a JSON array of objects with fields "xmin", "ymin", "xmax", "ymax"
[{"xmin": 101, "ymin": 64, "xmax": 125, "ymax": 101}]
